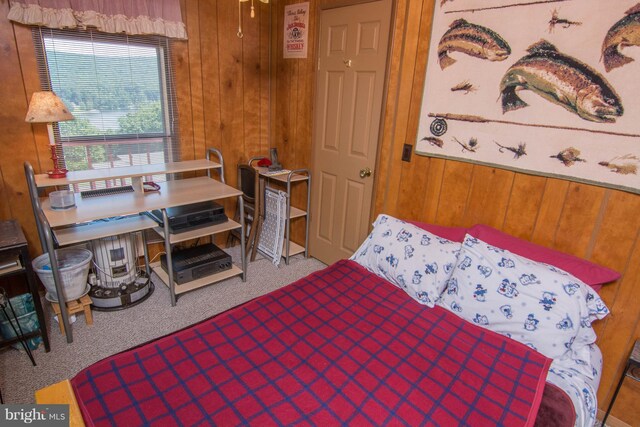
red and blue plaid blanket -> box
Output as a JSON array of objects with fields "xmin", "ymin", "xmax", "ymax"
[{"xmin": 72, "ymin": 260, "xmax": 551, "ymax": 426}]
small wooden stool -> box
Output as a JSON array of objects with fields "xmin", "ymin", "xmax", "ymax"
[{"xmin": 51, "ymin": 295, "xmax": 93, "ymax": 334}]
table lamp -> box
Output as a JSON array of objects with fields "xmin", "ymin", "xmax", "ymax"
[{"xmin": 25, "ymin": 91, "xmax": 74, "ymax": 178}]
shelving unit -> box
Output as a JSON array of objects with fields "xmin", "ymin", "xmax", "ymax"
[
  {"xmin": 25, "ymin": 148, "xmax": 246, "ymax": 343},
  {"xmin": 256, "ymin": 167, "xmax": 311, "ymax": 265}
]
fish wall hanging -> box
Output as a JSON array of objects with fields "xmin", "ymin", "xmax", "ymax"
[
  {"xmin": 602, "ymin": 3, "xmax": 640, "ymax": 71},
  {"xmin": 416, "ymin": 0, "xmax": 640, "ymax": 194},
  {"xmin": 500, "ymin": 40, "xmax": 623, "ymax": 123},
  {"xmin": 437, "ymin": 19, "xmax": 511, "ymax": 69}
]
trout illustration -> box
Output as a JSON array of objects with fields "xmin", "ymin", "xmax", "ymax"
[
  {"xmin": 438, "ymin": 19, "xmax": 511, "ymax": 70},
  {"xmin": 602, "ymin": 3, "xmax": 640, "ymax": 72},
  {"xmin": 500, "ymin": 40, "xmax": 623, "ymax": 123}
]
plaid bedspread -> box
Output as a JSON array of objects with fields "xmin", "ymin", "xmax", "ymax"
[{"xmin": 72, "ymin": 260, "xmax": 551, "ymax": 426}]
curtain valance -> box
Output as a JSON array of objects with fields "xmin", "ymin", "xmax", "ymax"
[{"xmin": 8, "ymin": 0, "xmax": 187, "ymax": 39}]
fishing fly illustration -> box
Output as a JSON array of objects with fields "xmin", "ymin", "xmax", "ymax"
[
  {"xmin": 495, "ymin": 141, "xmax": 527, "ymax": 159},
  {"xmin": 599, "ymin": 154, "xmax": 639, "ymax": 175},
  {"xmin": 420, "ymin": 136, "xmax": 444, "ymax": 148},
  {"xmin": 451, "ymin": 81, "xmax": 476, "ymax": 94},
  {"xmin": 500, "ymin": 40, "xmax": 623, "ymax": 123},
  {"xmin": 548, "ymin": 9, "xmax": 581, "ymax": 33},
  {"xmin": 438, "ymin": 19, "xmax": 511, "ymax": 69},
  {"xmin": 551, "ymin": 147, "xmax": 586, "ymax": 166},
  {"xmin": 453, "ymin": 137, "xmax": 479, "ymax": 153},
  {"xmin": 602, "ymin": 3, "xmax": 640, "ymax": 72}
]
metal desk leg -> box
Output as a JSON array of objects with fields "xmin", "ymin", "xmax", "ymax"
[
  {"xmin": 161, "ymin": 209, "xmax": 176, "ymax": 306},
  {"xmin": 24, "ymin": 162, "xmax": 47, "ymax": 253},
  {"xmin": 38, "ymin": 211, "xmax": 73, "ymax": 343},
  {"xmin": 27, "ymin": 163, "xmax": 72, "ymax": 342}
]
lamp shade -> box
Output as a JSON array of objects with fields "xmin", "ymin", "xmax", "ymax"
[{"xmin": 25, "ymin": 91, "xmax": 74, "ymax": 123}]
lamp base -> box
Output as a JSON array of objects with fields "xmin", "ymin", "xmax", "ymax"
[
  {"xmin": 48, "ymin": 144, "xmax": 67, "ymax": 178},
  {"xmin": 47, "ymin": 168, "xmax": 68, "ymax": 179}
]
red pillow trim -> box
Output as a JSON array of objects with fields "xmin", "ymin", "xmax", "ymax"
[
  {"xmin": 468, "ymin": 224, "xmax": 620, "ymax": 290},
  {"xmin": 406, "ymin": 220, "xmax": 468, "ymax": 243}
]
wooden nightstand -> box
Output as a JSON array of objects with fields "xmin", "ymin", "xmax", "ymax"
[{"xmin": 602, "ymin": 339, "xmax": 640, "ymax": 425}]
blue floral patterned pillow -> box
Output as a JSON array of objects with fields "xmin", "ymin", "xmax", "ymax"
[
  {"xmin": 438, "ymin": 234, "xmax": 609, "ymax": 361},
  {"xmin": 350, "ymin": 214, "xmax": 461, "ymax": 307}
]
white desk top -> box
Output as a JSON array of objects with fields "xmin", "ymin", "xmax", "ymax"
[
  {"xmin": 41, "ymin": 176, "xmax": 241, "ymax": 227},
  {"xmin": 35, "ymin": 159, "xmax": 221, "ymax": 188}
]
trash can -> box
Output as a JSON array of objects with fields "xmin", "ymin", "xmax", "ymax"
[
  {"xmin": 0, "ymin": 293, "xmax": 42, "ymax": 350},
  {"xmin": 32, "ymin": 248, "xmax": 92, "ymax": 302}
]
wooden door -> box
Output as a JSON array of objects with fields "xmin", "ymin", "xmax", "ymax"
[{"xmin": 310, "ymin": 0, "xmax": 392, "ymax": 264}]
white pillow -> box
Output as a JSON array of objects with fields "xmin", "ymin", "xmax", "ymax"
[
  {"xmin": 350, "ymin": 214, "xmax": 461, "ymax": 307},
  {"xmin": 438, "ymin": 234, "xmax": 609, "ymax": 361}
]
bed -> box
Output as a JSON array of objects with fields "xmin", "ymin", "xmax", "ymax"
[{"xmin": 38, "ymin": 215, "xmax": 617, "ymax": 427}]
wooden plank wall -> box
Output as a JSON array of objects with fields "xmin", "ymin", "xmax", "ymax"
[
  {"xmin": 375, "ymin": 0, "xmax": 640, "ymax": 423},
  {"xmin": 270, "ymin": 0, "xmax": 318, "ymax": 242},
  {"xmin": 270, "ymin": 0, "xmax": 377, "ymax": 256}
]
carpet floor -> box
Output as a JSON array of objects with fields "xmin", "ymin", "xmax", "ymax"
[{"xmin": 0, "ymin": 248, "xmax": 325, "ymax": 404}]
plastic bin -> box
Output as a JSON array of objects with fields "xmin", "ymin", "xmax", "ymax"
[
  {"xmin": 0, "ymin": 293, "xmax": 42, "ymax": 350},
  {"xmin": 32, "ymin": 248, "xmax": 92, "ymax": 302}
]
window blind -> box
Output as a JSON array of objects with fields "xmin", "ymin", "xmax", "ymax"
[{"xmin": 32, "ymin": 27, "xmax": 181, "ymax": 189}]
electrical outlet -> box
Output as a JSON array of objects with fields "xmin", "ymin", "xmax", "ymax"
[{"xmin": 402, "ymin": 144, "xmax": 413, "ymax": 162}]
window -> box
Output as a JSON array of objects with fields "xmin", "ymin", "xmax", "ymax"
[{"xmin": 33, "ymin": 28, "xmax": 180, "ymax": 189}]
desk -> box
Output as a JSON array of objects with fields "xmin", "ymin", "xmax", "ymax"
[
  {"xmin": 250, "ymin": 165, "xmax": 310, "ymax": 265},
  {"xmin": 40, "ymin": 177, "xmax": 240, "ymax": 228},
  {"xmin": 0, "ymin": 220, "xmax": 50, "ymax": 353},
  {"xmin": 25, "ymin": 149, "xmax": 246, "ymax": 343}
]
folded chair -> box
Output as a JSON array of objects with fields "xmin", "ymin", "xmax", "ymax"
[{"xmin": 228, "ymin": 164, "xmax": 261, "ymax": 258}]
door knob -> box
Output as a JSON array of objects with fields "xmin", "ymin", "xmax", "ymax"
[
  {"xmin": 359, "ymin": 167, "xmax": 372, "ymax": 178},
  {"xmin": 344, "ymin": 59, "xmax": 352, "ymax": 67}
]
